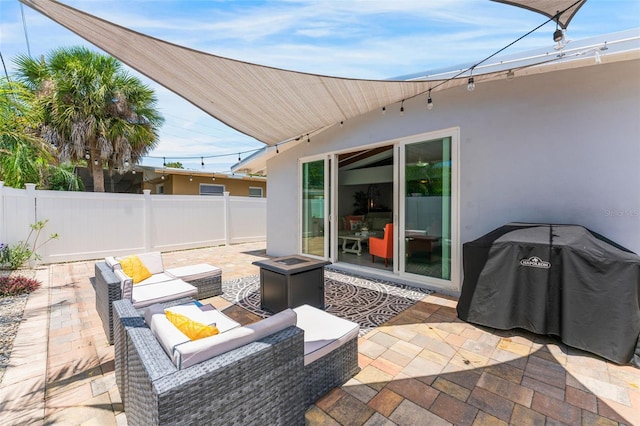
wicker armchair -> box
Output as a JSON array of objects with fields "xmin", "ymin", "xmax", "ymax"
[{"xmin": 113, "ymin": 299, "xmax": 306, "ymax": 425}]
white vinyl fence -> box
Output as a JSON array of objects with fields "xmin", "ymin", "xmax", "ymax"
[{"xmin": 0, "ymin": 182, "xmax": 266, "ymax": 264}]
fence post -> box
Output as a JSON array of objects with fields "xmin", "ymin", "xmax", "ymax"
[
  {"xmin": 0, "ymin": 182, "xmax": 4, "ymax": 244},
  {"xmin": 25, "ymin": 183, "xmax": 37, "ymax": 226},
  {"xmin": 143, "ymin": 190, "xmax": 152, "ymax": 251},
  {"xmin": 224, "ymin": 191, "xmax": 231, "ymax": 246}
]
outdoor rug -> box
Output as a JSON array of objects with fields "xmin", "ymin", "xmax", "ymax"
[{"xmin": 221, "ymin": 269, "xmax": 432, "ymax": 335}]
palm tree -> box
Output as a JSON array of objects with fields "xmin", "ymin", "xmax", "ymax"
[
  {"xmin": 0, "ymin": 79, "xmax": 85, "ymax": 191},
  {"xmin": 13, "ymin": 47, "xmax": 164, "ymax": 192},
  {"xmin": 0, "ymin": 79, "xmax": 53, "ymax": 188}
]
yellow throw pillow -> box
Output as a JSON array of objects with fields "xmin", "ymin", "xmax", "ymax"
[
  {"xmin": 119, "ymin": 255, "xmax": 152, "ymax": 284},
  {"xmin": 165, "ymin": 311, "xmax": 219, "ymax": 340}
]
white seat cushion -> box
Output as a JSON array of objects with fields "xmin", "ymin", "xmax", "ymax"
[
  {"xmin": 132, "ymin": 279, "xmax": 197, "ymax": 308},
  {"xmin": 293, "ymin": 304, "xmax": 359, "ymax": 366},
  {"xmin": 166, "ymin": 263, "xmax": 221, "ymax": 282},
  {"xmin": 136, "ymin": 272, "xmax": 177, "ymax": 286}
]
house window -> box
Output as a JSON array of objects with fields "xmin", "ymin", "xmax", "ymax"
[
  {"xmin": 156, "ymin": 184, "xmax": 164, "ymax": 194},
  {"xmin": 249, "ymin": 187, "xmax": 263, "ymax": 197},
  {"xmin": 200, "ymin": 183, "xmax": 225, "ymax": 196}
]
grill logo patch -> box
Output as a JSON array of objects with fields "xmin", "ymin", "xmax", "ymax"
[{"xmin": 519, "ymin": 256, "xmax": 551, "ymax": 269}]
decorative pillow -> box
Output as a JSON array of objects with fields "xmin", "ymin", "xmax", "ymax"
[
  {"xmin": 345, "ymin": 215, "xmax": 365, "ymax": 231},
  {"xmin": 349, "ymin": 220, "xmax": 363, "ymax": 230},
  {"xmin": 165, "ymin": 310, "xmax": 219, "ymax": 340},
  {"xmin": 119, "ymin": 255, "xmax": 152, "ymax": 284}
]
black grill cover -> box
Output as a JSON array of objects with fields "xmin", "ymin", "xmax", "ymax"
[{"xmin": 457, "ymin": 223, "xmax": 640, "ymax": 366}]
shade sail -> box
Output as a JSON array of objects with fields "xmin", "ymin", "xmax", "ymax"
[
  {"xmin": 21, "ymin": 0, "xmax": 452, "ymax": 146},
  {"xmin": 491, "ymin": 0, "xmax": 587, "ymax": 29},
  {"xmin": 22, "ymin": 0, "xmax": 588, "ymax": 146}
]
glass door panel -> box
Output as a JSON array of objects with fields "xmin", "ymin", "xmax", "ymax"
[
  {"xmin": 403, "ymin": 138, "xmax": 452, "ymax": 280},
  {"xmin": 301, "ymin": 159, "xmax": 326, "ymax": 257}
]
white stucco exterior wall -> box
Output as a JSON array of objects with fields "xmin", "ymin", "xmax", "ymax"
[{"xmin": 266, "ymin": 58, "xmax": 640, "ymax": 292}]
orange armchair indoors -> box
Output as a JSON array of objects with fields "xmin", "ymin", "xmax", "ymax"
[{"xmin": 370, "ymin": 223, "xmax": 393, "ymax": 267}]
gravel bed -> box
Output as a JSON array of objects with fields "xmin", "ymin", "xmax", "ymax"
[{"xmin": 0, "ymin": 294, "xmax": 29, "ymax": 385}]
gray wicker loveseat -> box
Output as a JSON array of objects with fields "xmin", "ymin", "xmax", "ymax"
[
  {"xmin": 94, "ymin": 252, "xmax": 222, "ymax": 344},
  {"xmin": 113, "ymin": 299, "xmax": 360, "ymax": 425}
]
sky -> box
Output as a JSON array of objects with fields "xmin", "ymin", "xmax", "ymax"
[{"xmin": 1, "ymin": 0, "xmax": 639, "ymax": 173}]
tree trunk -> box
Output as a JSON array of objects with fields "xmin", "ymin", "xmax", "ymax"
[{"xmin": 91, "ymin": 149, "xmax": 105, "ymax": 192}]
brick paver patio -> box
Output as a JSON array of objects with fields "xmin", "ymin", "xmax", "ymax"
[{"xmin": 1, "ymin": 241, "xmax": 639, "ymax": 425}]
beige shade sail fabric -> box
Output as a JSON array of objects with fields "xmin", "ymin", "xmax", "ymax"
[
  {"xmin": 491, "ymin": 0, "xmax": 587, "ymax": 29},
  {"xmin": 20, "ymin": 0, "xmax": 454, "ymax": 146},
  {"xmin": 21, "ymin": 0, "xmax": 585, "ymax": 146}
]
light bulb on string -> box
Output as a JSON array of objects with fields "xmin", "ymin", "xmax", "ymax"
[
  {"xmin": 467, "ymin": 77, "xmax": 475, "ymax": 92},
  {"xmin": 382, "ymin": 106, "xmax": 386, "ymax": 115},
  {"xmin": 427, "ymin": 90, "xmax": 433, "ymax": 110},
  {"xmin": 201, "ymin": 157, "xmax": 204, "ymax": 167},
  {"xmin": 400, "ymin": 100, "xmax": 405, "ymax": 116}
]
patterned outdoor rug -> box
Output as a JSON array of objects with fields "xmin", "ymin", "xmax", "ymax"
[{"xmin": 222, "ymin": 269, "xmax": 432, "ymax": 335}]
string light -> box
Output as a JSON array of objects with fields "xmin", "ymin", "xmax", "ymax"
[
  {"xmin": 427, "ymin": 90, "xmax": 433, "ymax": 110},
  {"xmin": 340, "ymin": 121, "xmax": 343, "ymax": 128},
  {"xmin": 189, "ymin": 175, "xmax": 193, "ymax": 182},
  {"xmin": 467, "ymin": 77, "xmax": 475, "ymax": 91},
  {"xmin": 400, "ymin": 100, "xmax": 405, "ymax": 116},
  {"xmin": 276, "ymin": 145, "xmax": 279, "ymax": 154},
  {"xmin": 94, "ymin": 159, "xmax": 99, "ymax": 166},
  {"xmin": 238, "ymin": 153, "xmax": 241, "ymax": 162},
  {"xmin": 382, "ymin": 106, "xmax": 386, "ymax": 115},
  {"xmin": 163, "ymin": 157, "xmax": 166, "ymax": 167},
  {"xmin": 307, "ymin": 134, "xmax": 310, "ymax": 143},
  {"xmin": 201, "ymin": 157, "xmax": 204, "ymax": 167}
]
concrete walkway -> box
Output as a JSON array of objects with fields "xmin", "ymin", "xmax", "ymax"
[{"xmin": 1, "ymin": 241, "xmax": 639, "ymax": 425}]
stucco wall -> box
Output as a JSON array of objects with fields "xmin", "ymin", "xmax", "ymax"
[{"xmin": 266, "ymin": 59, "xmax": 640, "ymax": 290}]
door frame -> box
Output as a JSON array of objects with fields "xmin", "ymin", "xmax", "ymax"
[
  {"xmin": 396, "ymin": 128, "xmax": 461, "ymax": 293},
  {"xmin": 298, "ymin": 127, "xmax": 461, "ymax": 293}
]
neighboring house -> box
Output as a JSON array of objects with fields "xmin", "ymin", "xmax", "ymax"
[
  {"xmin": 136, "ymin": 166, "xmax": 267, "ymax": 197},
  {"xmin": 234, "ymin": 29, "xmax": 640, "ymax": 295},
  {"xmin": 74, "ymin": 165, "xmax": 267, "ymax": 197}
]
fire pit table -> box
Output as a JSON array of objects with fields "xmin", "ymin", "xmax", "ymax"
[{"xmin": 253, "ymin": 255, "xmax": 330, "ymax": 313}]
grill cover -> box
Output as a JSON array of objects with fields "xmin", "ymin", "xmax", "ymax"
[{"xmin": 457, "ymin": 223, "xmax": 640, "ymax": 366}]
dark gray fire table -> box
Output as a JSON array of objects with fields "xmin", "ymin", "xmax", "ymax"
[{"xmin": 252, "ymin": 255, "xmax": 330, "ymax": 313}]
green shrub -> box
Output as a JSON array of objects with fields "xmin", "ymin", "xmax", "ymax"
[
  {"xmin": 0, "ymin": 275, "xmax": 41, "ymax": 296},
  {"xmin": 0, "ymin": 220, "xmax": 59, "ymax": 270}
]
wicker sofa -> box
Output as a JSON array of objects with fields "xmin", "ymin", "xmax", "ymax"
[
  {"xmin": 113, "ymin": 299, "xmax": 360, "ymax": 425},
  {"xmin": 95, "ymin": 252, "xmax": 222, "ymax": 344}
]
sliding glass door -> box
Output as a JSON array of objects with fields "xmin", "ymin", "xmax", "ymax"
[
  {"xmin": 299, "ymin": 130, "xmax": 458, "ymax": 291},
  {"xmin": 301, "ymin": 158, "xmax": 329, "ymax": 258},
  {"xmin": 400, "ymin": 136, "xmax": 454, "ymax": 282}
]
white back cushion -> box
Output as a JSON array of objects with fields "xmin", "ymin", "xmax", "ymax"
[
  {"xmin": 174, "ymin": 308, "xmax": 297, "ymax": 369},
  {"xmin": 135, "ymin": 252, "xmax": 165, "ymax": 275}
]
